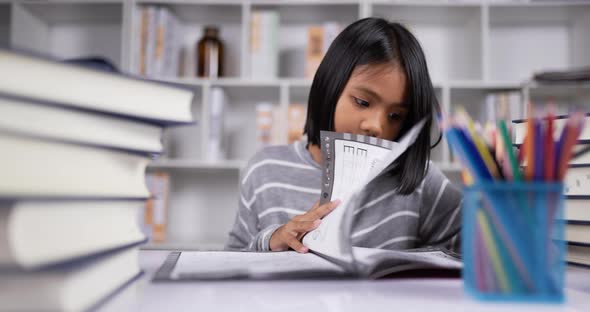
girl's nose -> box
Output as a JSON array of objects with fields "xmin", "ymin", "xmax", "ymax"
[{"xmin": 359, "ymin": 113, "xmax": 384, "ymax": 138}]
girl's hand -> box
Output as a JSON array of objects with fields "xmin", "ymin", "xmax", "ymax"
[{"xmin": 269, "ymin": 200, "xmax": 340, "ymax": 253}]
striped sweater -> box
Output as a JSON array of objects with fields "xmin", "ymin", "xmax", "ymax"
[{"xmin": 225, "ymin": 140, "xmax": 463, "ymax": 253}]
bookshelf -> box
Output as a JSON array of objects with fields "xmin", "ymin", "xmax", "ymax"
[{"xmin": 5, "ymin": 0, "xmax": 590, "ymax": 249}]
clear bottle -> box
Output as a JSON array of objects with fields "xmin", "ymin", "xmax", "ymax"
[{"xmin": 197, "ymin": 26, "xmax": 224, "ymax": 78}]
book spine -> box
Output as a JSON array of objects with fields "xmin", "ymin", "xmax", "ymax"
[
  {"xmin": 514, "ymin": 115, "xmax": 590, "ymax": 145},
  {"xmin": 256, "ymin": 102, "xmax": 274, "ymax": 149},
  {"xmin": 305, "ymin": 25, "xmax": 324, "ymax": 79},
  {"xmin": 144, "ymin": 172, "xmax": 170, "ymax": 243},
  {"xmin": 154, "ymin": 7, "xmax": 167, "ymax": 77},
  {"xmin": 270, "ymin": 105, "xmax": 284, "ymax": 145},
  {"xmin": 139, "ymin": 7, "xmax": 149, "ymax": 76},
  {"xmin": 287, "ymin": 103, "xmax": 306, "ymax": 144},
  {"xmin": 165, "ymin": 9, "xmax": 181, "ymax": 77},
  {"xmin": 207, "ymin": 87, "xmax": 226, "ymax": 161},
  {"xmin": 145, "ymin": 6, "xmax": 158, "ymax": 78},
  {"xmin": 250, "ymin": 11, "xmax": 279, "ymax": 79},
  {"xmin": 172, "ymin": 14, "xmax": 183, "ymax": 77}
]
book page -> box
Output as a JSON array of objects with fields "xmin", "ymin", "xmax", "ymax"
[
  {"xmin": 303, "ymin": 119, "xmax": 427, "ymax": 269},
  {"xmin": 328, "ymin": 138, "xmax": 392, "ymax": 206},
  {"xmin": 169, "ymin": 250, "xmax": 349, "ymax": 280},
  {"xmin": 352, "ymin": 246, "xmax": 462, "ymax": 279}
]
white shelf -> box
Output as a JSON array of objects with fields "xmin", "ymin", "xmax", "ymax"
[
  {"xmin": 149, "ymin": 159, "xmax": 246, "ymax": 170},
  {"xmin": 447, "ymin": 80, "xmax": 522, "ymax": 90},
  {"xmin": 284, "ymin": 78, "xmax": 313, "ymax": 87},
  {"xmin": 154, "ymin": 77, "xmax": 314, "ymax": 87},
  {"xmin": 154, "ymin": 77, "xmax": 525, "ymax": 90},
  {"xmin": 371, "ymin": 0, "xmax": 484, "ymax": 6},
  {"xmin": 487, "ymin": 1, "xmax": 590, "ymax": 8},
  {"xmin": 137, "ymin": 0, "xmax": 242, "ymax": 4},
  {"xmin": 435, "ymin": 161, "xmax": 462, "ymax": 173},
  {"xmin": 141, "ymin": 241, "xmax": 224, "ymax": 251}
]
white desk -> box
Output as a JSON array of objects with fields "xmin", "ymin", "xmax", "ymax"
[{"xmin": 98, "ymin": 250, "xmax": 590, "ymax": 312}]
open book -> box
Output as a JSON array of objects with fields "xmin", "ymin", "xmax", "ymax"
[{"xmin": 154, "ymin": 119, "xmax": 462, "ymax": 280}]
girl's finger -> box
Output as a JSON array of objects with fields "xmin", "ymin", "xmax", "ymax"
[
  {"xmin": 286, "ymin": 235, "xmax": 308, "ymax": 253},
  {"xmin": 305, "ymin": 200, "xmax": 340, "ymax": 220},
  {"xmin": 291, "ymin": 219, "xmax": 321, "ymax": 233},
  {"xmin": 310, "ymin": 200, "xmax": 320, "ymax": 210}
]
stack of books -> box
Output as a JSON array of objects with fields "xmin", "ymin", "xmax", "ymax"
[
  {"xmin": 513, "ymin": 113, "xmax": 590, "ymax": 268},
  {"xmin": 0, "ymin": 49, "xmax": 193, "ymax": 310}
]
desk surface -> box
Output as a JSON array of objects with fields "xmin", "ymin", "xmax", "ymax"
[{"xmin": 97, "ymin": 250, "xmax": 590, "ymax": 312}]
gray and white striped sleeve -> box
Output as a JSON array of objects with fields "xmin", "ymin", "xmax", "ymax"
[
  {"xmin": 224, "ymin": 166, "xmax": 281, "ymax": 252},
  {"xmin": 418, "ymin": 167, "xmax": 463, "ymax": 253}
]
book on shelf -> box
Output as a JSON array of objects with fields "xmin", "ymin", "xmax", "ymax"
[
  {"xmin": 207, "ymin": 87, "xmax": 227, "ymax": 161},
  {"xmin": 255, "ymin": 102, "xmax": 306, "ymax": 149},
  {"xmin": 137, "ymin": 6, "xmax": 151, "ymax": 76},
  {"xmin": 513, "ymin": 113, "xmax": 590, "ymax": 145},
  {"xmin": 166, "ymin": 11, "xmax": 182, "ymax": 78},
  {"xmin": 305, "ymin": 22, "xmax": 340, "ymax": 79},
  {"xmin": 144, "ymin": 6, "xmax": 158, "ymax": 77},
  {"xmin": 136, "ymin": 5, "xmax": 181, "ymax": 78},
  {"xmin": 250, "ymin": 10, "xmax": 279, "ymax": 79},
  {"xmin": 288, "ymin": 103, "xmax": 307, "ymax": 144},
  {"xmin": 256, "ymin": 102, "xmax": 277, "ymax": 149},
  {"xmin": 154, "ymin": 119, "xmax": 462, "ymax": 281},
  {"xmin": 0, "ymin": 49, "xmax": 194, "ymax": 125},
  {"xmin": 533, "ymin": 67, "xmax": 590, "ymax": 83},
  {"xmin": 143, "ymin": 172, "xmax": 170, "ymax": 244},
  {"xmin": 484, "ymin": 91, "xmax": 522, "ymax": 124},
  {"xmin": 0, "ymin": 200, "xmax": 146, "ymax": 270},
  {"xmin": 155, "ymin": 7, "xmax": 168, "ymax": 77},
  {"xmin": 0, "ymin": 248, "xmax": 142, "ymax": 312},
  {"xmin": 448, "ymin": 91, "xmax": 522, "ymax": 167}
]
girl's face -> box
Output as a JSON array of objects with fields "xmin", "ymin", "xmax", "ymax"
[{"xmin": 334, "ymin": 63, "xmax": 408, "ymax": 141}]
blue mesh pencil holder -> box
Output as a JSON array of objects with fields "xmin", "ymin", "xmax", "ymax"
[{"xmin": 462, "ymin": 182, "xmax": 565, "ymax": 302}]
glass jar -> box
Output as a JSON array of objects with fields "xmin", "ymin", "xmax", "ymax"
[{"xmin": 197, "ymin": 26, "xmax": 224, "ymax": 78}]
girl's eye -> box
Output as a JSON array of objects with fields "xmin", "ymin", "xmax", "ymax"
[
  {"xmin": 354, "ymin": 97, "xmax": 369, "ymax": 108},
  {"xmin": 388, "ymin": 112, "xmax": 402, "ymax": 121}
]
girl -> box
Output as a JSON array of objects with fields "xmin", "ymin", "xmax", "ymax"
[{"xmin": 226, "ymin": 18, "xmax": 462, "ymax": 254}]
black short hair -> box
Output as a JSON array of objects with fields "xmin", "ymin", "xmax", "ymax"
[{"xmin": 303, "ymin": 17, "xmax": 439, "ymax": 195}]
